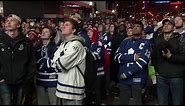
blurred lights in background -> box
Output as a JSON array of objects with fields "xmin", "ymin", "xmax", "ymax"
[
  {"xmin": 112, "ymin": 10, "xmax": 116, "ymax": 13},
  {"xmin": 154, "ymin": 1, "xmax": 171, "ymax": 4},
  {"xmin": 170, "ymin": 1, "xmax": 183, "ymax": 5},
  {"xmin": 148, "ymin": 11, "xmax": 154, "ymax": 17},
  {"xmin": 142, "ymin": 1, "xmax": 146, "ymax": 10},
  {"xmin": 89, "ymin": 2, "xmax": 93, "ymax": 6}
]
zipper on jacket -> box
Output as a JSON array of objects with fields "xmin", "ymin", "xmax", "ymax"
[{"xmin": 11, "ymin": 51, "xmax": 14, "ymax": 60}]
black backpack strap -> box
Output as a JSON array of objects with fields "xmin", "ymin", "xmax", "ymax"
[{"xmin": 76, "ymin": 65, "xmax": 85, "ymax": 78}]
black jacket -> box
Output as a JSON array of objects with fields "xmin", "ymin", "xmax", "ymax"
[
  {"xmin": 110, "ymin": 32, "xmax": 126, "ymax": 82},
  {"xmin": 151, "ymin": 32, "xmax": 185, "ymax": 78},
  {"xmin": 0, "ymin": 31, "xmax": 36, "ymax": 85}
]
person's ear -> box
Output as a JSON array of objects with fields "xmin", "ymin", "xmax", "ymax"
[
  {"xmin": 17, "ymin": 24, "xmax": 21, "ymax": 28},
  {"xmin": 72, "ymin": 29, "xmax": 76, "ymax": 34}
]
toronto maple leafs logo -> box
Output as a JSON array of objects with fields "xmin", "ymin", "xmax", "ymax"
[
  {"xmin": 18, "ymin": 44, "xmax": 24, "ymax": 51},
  {"xmin": 128, "ymin": 48, "xmax": 135, "ymax": 54}
]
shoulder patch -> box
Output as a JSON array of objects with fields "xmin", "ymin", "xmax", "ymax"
[{"xmin": 72, "ymin": 46, "xmax": 78, "ymax": 51}]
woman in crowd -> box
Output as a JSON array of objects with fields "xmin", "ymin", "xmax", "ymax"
[{"xmin": 35, "ymin": 26, "xmax": 59, "ymax": 105}]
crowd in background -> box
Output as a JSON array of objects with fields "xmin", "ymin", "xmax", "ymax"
[{"xmin": 0, "ymin": 12, "xmax": 185, "ymax": 105}]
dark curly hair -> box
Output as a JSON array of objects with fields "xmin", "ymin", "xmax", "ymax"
[
  {"xmin": 64, "ymin": 18, "xmax": 79, "ymax": 35},
  {"xmin": 42, "ymin": 26, "xmax": 56, "ymax": 41}
]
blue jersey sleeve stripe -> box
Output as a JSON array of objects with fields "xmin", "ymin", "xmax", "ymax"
[
  {"xmin": 56, "ymin": 89, "xmax": 84, "ymax": 96},
  {"xmin": 91, "ymin": 52, "xmax": 97, "ymax": 60},
  {"xmin": 139, "ymin": 58, "xmax": 147, "ymax": 64},
  {"xmin": 47, "ymin": 58, "xmax": 52, "ymax": 68},
  {"xmin": 114, "ymin": 53, "xmax": 121, "ymax": 62},
  {"xmin": 136, "ymin": 61, "xmax": 143, "ymax": 69},
  {"xmin": 93, "ymin": 52, "xmax": 101, "ymax": 60},
  {"xmin": 58, "ymin": 82, "xmax": 85, "ymax": 89},
  {"xmin": 118, "ymin": 54, "xmax": 122, "ymax": 63},
  {"xmin": 57, "ymin": 58, "xmax": 67, "ymax": 71}
]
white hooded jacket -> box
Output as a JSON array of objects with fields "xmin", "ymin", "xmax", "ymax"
[{"xmin": 50, "ymin": 35, "xmax": 86, "ymax": 100}]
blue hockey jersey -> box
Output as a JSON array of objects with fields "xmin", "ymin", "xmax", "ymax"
[
  {"xmin": 115, "ymin": 37, "xmax": 151, "ymax": 86},
  {"xmin": 98, "ymin": 32, "xmax": 112, "ymax": 73},
  {"xmin": 90, "ymin": 41, "xmax": 105, "ymax": 76},
  {"xmin": 78, "ymin": 29, "xmax": 91, "ymax": 50},
  {"xmin": 35, "ymin": 41, "xmax": 58, "ymax": 87},
  {"xmin": 98, "ymin": 32, "xmax": 112, "ymax": 54}
]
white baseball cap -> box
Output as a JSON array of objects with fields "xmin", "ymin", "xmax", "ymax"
[
  {"xmin": 7, "ymin": 14, "xmax": 21, "ymax": 23},
  {"xmin": 71, "ymin": 13, "xmax": 81, "ymax": 20},
  {"xmin": 154, "ymin": 21, "xmax": 163, "ymax": 31}
]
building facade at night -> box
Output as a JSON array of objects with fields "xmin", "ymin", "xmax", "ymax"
[
  {"xmin": 1, "ymin": 1, "xmax": 110, "ymax": 19},
  {"xmin": 0, "ymin": 1, "xmax": 185, "ymax": 19}
]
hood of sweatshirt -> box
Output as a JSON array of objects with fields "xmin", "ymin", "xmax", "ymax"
[{"xmin": 64, "ymin": 35, "xmax": 86, "ymax": 46}]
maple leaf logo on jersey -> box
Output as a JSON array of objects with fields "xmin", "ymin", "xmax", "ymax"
[{"xmin": 128, "ymin": 48, "xmax": 135, "ymax": 54}]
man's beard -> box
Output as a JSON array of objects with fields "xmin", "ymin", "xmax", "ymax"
[
  {"xmin": 163, "ymin": 30, "xmax": 173, "ymax": 35},
  {"xmin": 176, "ymin": 25, "xmax": 183, "ymax": 29},
  {"xmin": 133, "ymin": 33, "xmax": 142, "ymax": 37}
]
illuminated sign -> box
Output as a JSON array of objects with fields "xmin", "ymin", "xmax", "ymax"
[
  {"xmin": 170, "ymin": 1, "xmax": 183, "ymax": 5},
  {"xmin": 154, "ymin": 1, "xmax": 171, "ymax": 4},
  {"xmin": 65, "ymin": 5, "xmax": 80, "ymax": 7}
]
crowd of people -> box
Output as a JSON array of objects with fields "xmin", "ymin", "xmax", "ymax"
[{"xmin": 0, "ymin": 12, "xmax": 184, "ymax": 105}]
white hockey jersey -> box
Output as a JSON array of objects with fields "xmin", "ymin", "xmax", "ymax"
[{"xmin": 51, "ymin": 36, "xmax": 86, "ymax": 100}]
